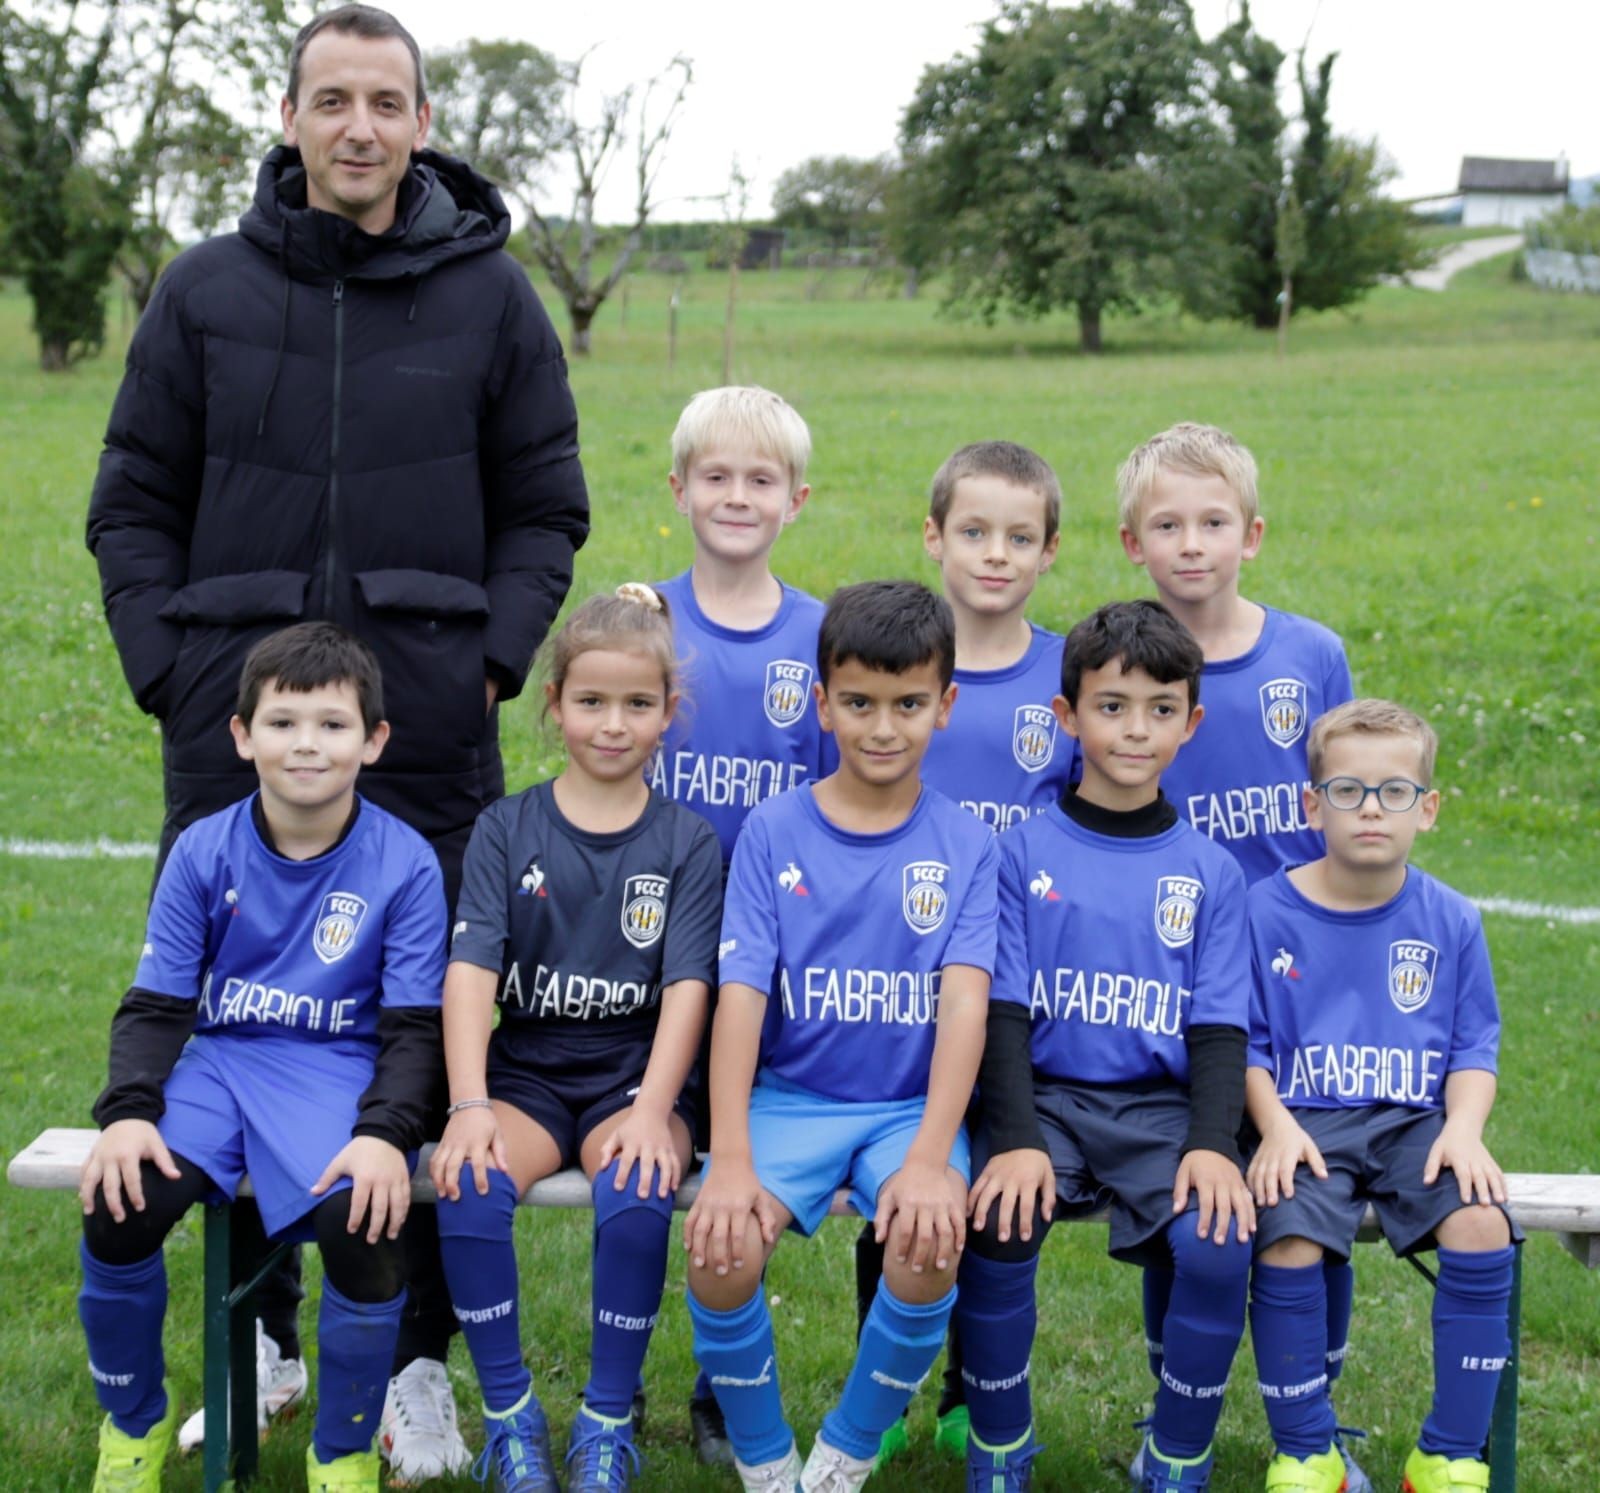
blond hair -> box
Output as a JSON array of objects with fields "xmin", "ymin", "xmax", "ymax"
[
  {"xmin": 1308, "ymin": 699, "xmax": 1439, "ymax": 785},
  {"xmin": 1116, "ymin": 422, "xmax": 1260, "ymax": 531},
  {"xmin": 928, "ymin": 440, "xmax": 1062, "ymax": 542},
  {"xmin": 543, "ymin": 584, "xmax": 678, "ymax": 703},
  {"xmin": 670, "ymin": 385, "xmax": 811, "ymax": 495}
]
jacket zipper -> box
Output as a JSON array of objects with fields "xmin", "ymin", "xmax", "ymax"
[{"xmin": 324, "ymin": 278, "xmax": 345, "ymax": 617}]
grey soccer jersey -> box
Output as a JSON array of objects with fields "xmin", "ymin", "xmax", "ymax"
[{"xmin": 450, "ymin": 781, "xmax": 722, "ymax": 1029}]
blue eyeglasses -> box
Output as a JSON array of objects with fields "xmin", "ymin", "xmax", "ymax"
[{"xmin": 1313, "ymin": 777, "xmax": 1429, "ymax": 812}]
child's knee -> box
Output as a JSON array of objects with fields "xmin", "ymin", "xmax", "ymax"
[
  {"xmin": 881, "ymin": 1249, "xmax": 959, "ymax": 1305},
  {"xmin": 1257, "ymin": 1235, "xmax": 1325, "ymax": 1269},
  {"xmin": 435, "ymin": 1164, "xmax": 520, "ymax": 1242},
  {"xmin": 1168, "ymin": 1216, "xmax": 1253, "ymax": 1285},
  {"xmin": 1434, "ymin": 1206, "xmax": 1512, "ymax": 1253},
  {"xmin": 592, "ymin": 1159, "xmax": 675, "ymax": 1232},
  {"xmin": 686, "ymin": 1220, "xmax": 768, "ymax": 1312},
  {"xmin": 311, "ymin": 1195, "xmax": 404, "ymax": 1304}
]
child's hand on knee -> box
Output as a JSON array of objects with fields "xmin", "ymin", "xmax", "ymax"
[
  {"xmin": 968, "ymin": 1148, "xmax": 1056, "ymax": 1245},
  {"xmin": 1246, "ymin": 1118, "xmax": 1327, "ymax": 1208},
  {"xmin": 1173, "ymin": 1149, "xmax": 1256, "ymax": 1245},
  {"xmin": 430, "ymin": 1107, "xmax": 507, "ymax": 1201},
  {"xmin": 685, "ymin": 1160, "xmax": 774, "ymax": 1275},
  {"xmin": 80, "ymin": 1120, "xmax": 181, "ymax": 1221},
  {"xmin": 598, "ymin": 1106, "xmax": 680, "ymax": 1200},
  {"xmin": 1425, "ymin": 1123, "xmax": 1507, "ymax": 1208},
  {"xmin": 313, "ymin": 1136, "xmax": 412, "ymax": 1243},
  {"xmin": 877, "ymin": 1157, "xmax": 966, "ymax": 1274}
]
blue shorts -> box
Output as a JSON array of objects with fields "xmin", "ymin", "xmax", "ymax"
[
  {"xmin": 718, "ymin": 1070, "xmax": 971, "ymax": 1237},
  {"xmin": 158, "ymin": 1033, "xmax": 371, "ymax": 1239},
  {"xmin": 1250, "ymin": 1105, "xmax": 1524, "ymax": 1261},
  {"xmin": 974, "ymin": 1079, "xmax": 1199, "ymax": 1267},
  {"xmin": 487, "ymin": 1019, "xmax": 695, "ymax": 1171}
]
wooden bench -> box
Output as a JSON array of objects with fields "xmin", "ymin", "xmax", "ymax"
[{"xmin": 11, "ymin": 1128, "xmax": 1600, "ymax": 1491}]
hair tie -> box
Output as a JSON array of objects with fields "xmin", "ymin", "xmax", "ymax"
[{"xmin": 615, "ymin": 582, "xmax": 664, "ymax": 613}]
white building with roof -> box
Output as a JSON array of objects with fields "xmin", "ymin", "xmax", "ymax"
[{"xmin": 1458, "ymin": 156, "xmax": 1569, "ymax": 228}]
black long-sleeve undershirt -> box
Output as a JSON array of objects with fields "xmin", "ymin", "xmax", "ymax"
[{"xmin": 93, "ymin": 988, "xmax": 198, "ymax": 1127}]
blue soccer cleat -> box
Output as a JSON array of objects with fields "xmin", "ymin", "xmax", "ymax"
[
  {"xmin": 1135, "ymin": 1434, "xmax": 1214, "ymax": 1492},
  {"xmin": 967, "ymin": 1427, "xmax": 1040, "ymax": 1491},
  {"xmin": 565, "ymin": 1404, "xmax": 643, "ymax": 1490},
  {"xmin": 472, "ymin": 1389, "xmax": 559, "ymax": 1492}
]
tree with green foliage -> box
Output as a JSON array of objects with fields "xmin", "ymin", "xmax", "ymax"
[
  {"xmin": 0, "ymin": 2, "xmax": 127, "ymax": 369},
  {"xmin": 771, "ymin": 154, "xmax": 894, "ymax": 248},
  {"xmin": 427, "ymin": 38, "xmax": 563, "ymax": 203},
  {"xmin": 900, "ymin": 0, "xmax": 1209, "ymax": 352}
]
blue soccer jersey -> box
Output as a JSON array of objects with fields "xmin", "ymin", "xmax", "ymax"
[
  {"xmin": 449, "ymin": 780, "xmax": 722, "ymax": 1029},
  {"xmin": 652, "ymin": 570, "xmax": 836, "ymax": 863},
  {"xmin": 1162, "ymin": 607, "xmax": 1354, "ymax": 885},
  {"xmin": 991, "ymin": 807, "xmax": 1249, "ymax": 1084},
  {"xmin": 921, "ymin": 624, "xmax": 1081, "ymax": 832},
  {"xmin": 136, "ymin": 796, "xmax": 445, "ymax": 1042},
  {"xmin": 1246, "ymin": 867, "xmax": 1499, "ymax": 1111},
  {"xmin": 718, "ymin": 785, "xmax": 1000, "ymax": 1102}
]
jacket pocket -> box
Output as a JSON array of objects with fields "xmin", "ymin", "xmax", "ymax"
[
  {"xmin": 158, "ymin": 571, "xmax": 310, "ymax": 625},
  {"xmin": 353, "ymin": 570, "xmax": 490, "ymax": 770}
]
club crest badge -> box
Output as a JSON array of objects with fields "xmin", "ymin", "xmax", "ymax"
[
  {"xmin": 1388, "ymin": 940, "xmax": 1438, "ymax": 1014},
  {"xmin": 1259, "ymin": 677, "xmax": 1309, "ymax": 748},
  {"xmin": 763, "ymin": 660, "xmax": 813, "ymax": 728},
  {"xmin": 1154, "ymin": 876, "xmax": 1203, "ymax": 949},
  {"xmin": 313, "ymin": 891, "xmax": 368, "ymax": 965},
  {"xmin": 1012, "ymin": 704, "xmax": 1057, "ymax": 773},
  {"xmin": 621, "ymin": 874, "xmax": 669, "ymax": 949},
  {"xmin": 902, "ymin": 860, "xmax": 950, "ymax": 936}
]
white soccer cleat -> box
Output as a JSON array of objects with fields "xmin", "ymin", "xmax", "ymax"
[
  {"xmin": 177, "ymin": 1319, "xmax": 307, "ymax": 1453},
  {"xmin": 800, "ymin": 1434, "xmax": 877, "ymax": 1492},
  {"xmin": 378, "ymin": 1358, "xmax": 471, "ymax": 1483},
  {"xmin": 735, "ymin": 1441, "xmax": 804, "ymax": 1492}
]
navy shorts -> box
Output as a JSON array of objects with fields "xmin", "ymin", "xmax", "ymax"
[
  {"xmin": 1249, "ymin": 1105, "xmax": 1523, "ymax": 1261},
  {"xmin": 487, "ymin": 1019, "xmax": 695, "ymax": 1170},
  {"xmin": 973, "ymin": 1079, "xmax": 1200, "ymax": 1267}
]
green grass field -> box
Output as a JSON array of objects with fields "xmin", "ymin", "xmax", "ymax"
[{"xmin": 2, "ymin": 248, "xmax": 1598, "ymax": 1490}]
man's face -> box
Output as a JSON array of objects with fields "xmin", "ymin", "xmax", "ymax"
[{"xmin": 282, "ymin": 29, "xmax": 430, "ymax": 235}]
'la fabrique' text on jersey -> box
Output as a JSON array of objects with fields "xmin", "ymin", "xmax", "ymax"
[
  {"xmin": 652, "ymin": 571, "xmax": 835, "ymax": 863},
  {"xmin": 718, "ymin": 785, "xmax": 1000, "ymax": 1102},
  {"xmin": 136, "ymin": 796, "xmax": 445, "ymax": 1041},
  {"xmin": 921, "ymin": 624, "xmax": 1080, "ymax": 832},
  {"xmin": 1162, "ymin": 607, "xmax": 1354, "ymax": 885},
  {"xmin": 450, "ymin": 780, "xmax": 722, "ymax": 1029},
  {"xmin": 991, "ymin": 807, "xmax": 1249, "ymax": 1085},
  {"xmin": 1246, "ymin": 866, "xmax": 1499, "ymax": 1110}
]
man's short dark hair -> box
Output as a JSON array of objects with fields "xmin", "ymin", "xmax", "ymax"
[
  {"xmin": 288, "ymin": 4, "xmax": 427, "ymax": 109},
  {"xmin": 818, "ymin": 580, "xmax": 956, "ymax": 690},
  {"xmin": 1060, "ymin": 600, "xmax": 1203, "ymax": 710},
  {"xmin": 929, "ymin": 440, "xmax": 1062, "ymax": 542},
  {"xmin": 237, "ymin": 622, "xmax": 385, "ymax": 734}
]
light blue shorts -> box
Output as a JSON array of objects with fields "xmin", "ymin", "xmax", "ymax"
[
  {"xmin": 158, "ymin": 1033, "xmax": 374, "ymax": 1238},
  {"xmin": 727, "ymin": 1070, "xmax": 971, "ymax": 1237}
]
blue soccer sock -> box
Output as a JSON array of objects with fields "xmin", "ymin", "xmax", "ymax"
[
  {"xmin": 822, "ymin": 1281, "xmax": 957, "ymax": 1460},
  {"xmin": 1250, "ymin": 1261, "xmax": 1339, "ymax": 1458},
  {"xmin": 1419, "ymin": 1245, "xmax": 1515, "ymax": 1461},
  {"xmin": 1142, "ymin": 1265, "xmax": 1174, "ymax": 1383},
  {"xmin": 1323, "ymin": 1258, "xmax": 1354, "ymax": 1389},
  {"xmin": 687, "ymin": 1287, "xmax": 791, "ymax": 1467},
  {"xmin": 78, "ymin": 1240, "xmax": 169, "ymax": 1437},
  {"xmin": 313, "ymin": 1277, "xmax": 404, "ymax": 1462},
  {"xmin": 1152, "ymin": 1217, "xmax": 1250, "ymax": 1459},
  {"xmin": 585, "ymin": 1159, "xmax": 673, "ymax": 1419},
  {"xmin": 954, "ymin": 1252, "xmax": 1039, "ymax": 1447},
  {"xmin": 435, "ymin": 1165, "xmax": 531, "ymax": 1413}
]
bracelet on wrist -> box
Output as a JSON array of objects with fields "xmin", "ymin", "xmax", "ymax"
[{"xmin": 446, "ymin": 1097, "xmax": 493, "ymax": 1116}]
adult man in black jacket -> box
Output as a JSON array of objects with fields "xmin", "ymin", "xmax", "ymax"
[{"xmin": 85, "ymin": 4, "xmax": 588, "ymax": 1480}]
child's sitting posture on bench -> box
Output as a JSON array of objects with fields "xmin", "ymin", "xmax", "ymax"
[{"xmin": 77, "ymin": 623, "xmax": 446, "ymax": 1493}]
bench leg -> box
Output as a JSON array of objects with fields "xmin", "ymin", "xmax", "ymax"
[
  {"xmin": 228, "ymin": 1212, "xmax": 261, "ymax": 1485},
  {"xmin": 203, "ymin": 1201, "xmax": 236, "ymax": 1493},
  {"xmin": 1486, "ymin": 1245, "xmax": 1521, "ymax": 1491}
]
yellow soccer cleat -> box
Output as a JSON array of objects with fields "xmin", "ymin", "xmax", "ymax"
[
  {"xmin": 1401, "ymin": 1446, "xmax": 1490, "ymax": 1493},
  {"xmin": 93, "ymin": 1383, "xmax": 178, "ymax": 1492},
  {"xmin": 1264, "ymin": 1444, "xmax": 1347, "ymax": 1492},
  {"xmin": 306, "ymin": 1444, "xmax": 382, "ymax": 1491}
]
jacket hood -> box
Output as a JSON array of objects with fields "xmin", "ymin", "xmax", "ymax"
[{"xmin": 240, "ymin": 145, "xmax": 512, "ymax": 281}]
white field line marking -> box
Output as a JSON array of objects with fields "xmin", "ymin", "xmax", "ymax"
[{"xmin": 3, "ymin": 840, "xmax": 1598, "ymax": 925}]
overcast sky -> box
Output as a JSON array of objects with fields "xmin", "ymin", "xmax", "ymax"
[{"xmin": 406, "ymin": 1, "xmax": 1596, "ymax": 220}]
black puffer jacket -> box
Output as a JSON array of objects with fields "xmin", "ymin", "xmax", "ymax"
[{"xmin": 87, "ymin": 146, "xmax": 589, "ymax": 854}]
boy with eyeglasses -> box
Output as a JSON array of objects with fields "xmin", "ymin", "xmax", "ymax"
[
  {"xmin": 1116, "ymin": 423, "xmax": 1364, "ymax": 1486},
  {"xmin": 1243, "ymin": 700, "xmax": 1517, "ymax": 1493}
]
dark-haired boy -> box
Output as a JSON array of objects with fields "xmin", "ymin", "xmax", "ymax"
[
  {"xmin": 1244, "ymin": 700, "xmax": 1515, "ymax": 1493},
  {"xmin": 76, "ymin": 623, "xmax": 445, "ymax": 1493},
  {"xmin": 955, "ymin": 600, "xmax": 1254, "ymax": 1492},
  {"xmin": 684, "ymin": 580, "xmax": 999, "ymax": 1492}
]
